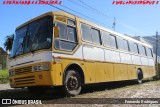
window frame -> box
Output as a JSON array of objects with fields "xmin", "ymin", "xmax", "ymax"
[
  {"xmin": 91, "ymin": 28, "xmax": 102, "ymax": 45},
  {"xmin": 81, "ymin": 23, "xmax": 92, "ymax": 43},
  {"xmin": 123, "ymin": 39, "xmax": 130, "ymax": 52},
  {"xmin": 133, "ymin": 43, "xmax": 139, "ymax": 54},
  {"xmin": 146, "ymin": 47, "xmax": 153, "ymax": 57},
  {"xmin": 109, "ymin": 34, "xmax": 118, "ymax": 49},
  {"xmin": 54, "ymin": 19, "xmax": 78, "ymax": 51},
  {"xmin": 81, "ymin": 23, "xmax": 102, "ymax": 45},
  {"xmin": 102, "ymin": 31, "xmax": 110, "ymax": 47}
]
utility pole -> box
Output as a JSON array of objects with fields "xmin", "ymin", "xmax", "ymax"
[
  {"xmin": 155, "ymin": 31, "xmax": 159, "ymax": 78},
  {"xmin": 113, "ymin": 17, "xmax": 116, "ymax": 31}
]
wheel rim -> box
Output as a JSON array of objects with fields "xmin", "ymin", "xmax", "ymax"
[{"xmin": 66, "ymin": 74, "xmax": 79, "ymax": 91}]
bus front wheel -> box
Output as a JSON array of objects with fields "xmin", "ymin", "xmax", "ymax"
[{"xmin": 64, "ymin": 70, "xmax": 82, "ymax": 97}]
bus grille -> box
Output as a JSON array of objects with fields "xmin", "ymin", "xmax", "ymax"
[
  {"xmin": 14, "ymin": 76, "xmax": 35, "ymax": 85},
  {"xmin": 15, "ymin": 66, "xmax": 32, "ymax": 75}
]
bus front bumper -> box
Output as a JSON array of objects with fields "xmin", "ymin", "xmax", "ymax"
[{"xmin": 9, "ymin": 71, "xmax": 53, "ymax": 88}]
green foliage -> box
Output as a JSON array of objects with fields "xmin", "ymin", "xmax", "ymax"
[
  {"xmin": 4, "ymin": 34, "xmax": 14, "ymax": 52},
  {"xmin": 0, "ymin": 69, "xmax": 9, "ymax": 83}
]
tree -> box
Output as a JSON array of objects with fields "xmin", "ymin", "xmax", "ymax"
[{"xmin": 4, "ymin": 34, "xmax": 14, "ymax": 52}]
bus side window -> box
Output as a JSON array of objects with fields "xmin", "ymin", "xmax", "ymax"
[
  {"xmin": 103, "ymin": 31, "xmax": 110, "ymax": 47},
  {"xmin": 142, "ymin": 46, "xmax": 147, "ymax": 56},
  {"xmin": 67, "ymin": 26, "xmax": 77, "ymax": 42},
  {"xmin": 91, "ymin": 28, "xmax": 101, "ymax": 45},
  {"xmin": 138, "ymin": 45, "xmax": 147, "ymax": 56},
  {"xmin": 123, "ymin": 39, "xmax": 129, "ymax": 51},
  {"xmin": 81, "ymin": 23, "xmax": 92, "ymax": 42},
  {"xmin": 133, "ymin": 43, "xmax": 139, "ymax": 54},
  {"xmin": 146, "ymin": 47, "xmax": 153, "ymax": 57},
  {"xmin": 54, "ymin": 20, "xmax": 78, "ymax": 51},
  {"xmin": 129, "ymin": 41, "xmax": 135, "ymax": 53},
  {"xmin": 110, "ymin": 35, "xmax": 117, "ymax": 49},
  {"xmin": 117, "ymin": 37, "xmax": 124, "ymax": 50}
]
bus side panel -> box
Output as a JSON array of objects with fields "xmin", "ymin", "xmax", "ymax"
[
  {"xmin": 128, "ymin": 65, "xmax": 137, "ymax": 80},
  {"xmin": 149, "ymin": 66, "xmax": 156, "ymax": 77},
  {"xmin": 51, "ymin": 63, "xmax": 63, "ymax": 86},
  {"xmin": 95, "ymin": 62, "xmax": 106, "ymax": 83},
  {"xmin": 114, "ymin": 63, "xmax": 129, "ymax": 81},
  {"xmin": 84, "ymin": 61, "xmax": 96, "ymax": 83},
  {"xmin": 104, "ymin": 62, "xmax": 114, "ymax": 81}
]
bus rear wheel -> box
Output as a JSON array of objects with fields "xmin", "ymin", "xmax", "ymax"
[
  {"xmin": 137, "ymin": 69, "xmax": 143, "ymax": 84},
  {"xmin": 64, "ymin": 70, "xmax": 82, "ymax": 97}
]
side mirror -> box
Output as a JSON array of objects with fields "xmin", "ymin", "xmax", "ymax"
[{"xmin": 54, "ymin": 26, "xmax": 59, "ymax": 38}]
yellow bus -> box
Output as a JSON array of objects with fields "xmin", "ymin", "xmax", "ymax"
[{"xmin": 9, "ymin": 11, "xmax": 156, "ymax": 96}]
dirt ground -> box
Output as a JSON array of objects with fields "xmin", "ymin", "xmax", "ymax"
[{"xmin": 0, "ymin": 80, "xmax": 160, "ymax": 107}]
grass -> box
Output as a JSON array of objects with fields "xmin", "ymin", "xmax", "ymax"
[{"xmin": 0, "ymin": 69, "xmax": 9, "ymax": 83}]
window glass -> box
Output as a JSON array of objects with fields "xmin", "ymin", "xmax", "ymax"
[
  {"xmin": 68, "ymin": 19, "xmax": 75, "ymax": 25},
  {"xmin": 138, "ymin": 45, "xmax": 146, "ymax": 55},
  {"xmin": 81, "ymin": 24, "xmax": 92, "ymax": 42},
  {"xmin": 91, "ymin": 28, "xmax": 101, "ymax": 44},
  {"xmin": 103, "ymin": 32, "xmax": 110, "ymax": 47},
  {"xmin": 142, "ymin": 46, "xmax": 147, "ymax": 56},
  {"xmin": 11, "ymin": 16, "xmax": 53, "ymax": 57},
  {"xmin": 133, "ymin": 43, "xmax": 139, "ymax": 54},
  {"xmin": 67, "ymin": 26, "xmax": 77, "ymax": 42},
  {"xmin": 54, "ymin": 21, "xmax": 77, "ymax": 51},
  {"xmin": 146, "ymin": 48, "xmax": 153, "ymax": 57},
  {"xmin": 117, "ymin": 37, "xmax": 123, "ymax": 50},
  {"xmin": 123, "ymin": 39, "xmax": 129, "ymax": 51},
  {"xmin": 110, "ymin": 35, "xmax": 117, "ymax": 48},
  {"xmin": 54, "ymin": 39, "xmax": 77, "ymax": 51},
  {"xmin": 129, "ymin": 41, "xmax": 135, "ymax": 53},
  {"xmin": 57, "ymin": 22, "xmax": 67, "ymax": 40},
  {"xmin": 11, "ymin": 26, "xmax": 27, "ymax": 57}
]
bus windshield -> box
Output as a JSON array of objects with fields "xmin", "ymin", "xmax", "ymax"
[{"xmin": 11, "ymin": 16, "xmax": 53, "ymax": 57}]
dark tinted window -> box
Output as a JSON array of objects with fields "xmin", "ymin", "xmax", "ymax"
[
  {"xmin": 103, "ymin": 31, "xmax": 110, "ymax": 47},
  {"xmin": 81, "ymin": 24, "xmax": 92, "ymax": 42},
  {"xmin": 110, "ymin": 35, "xmax": 117, "ymax": 48},
  {"xmin": 91, "ymin": 28, "xmax": 101, "ymax": 45}
]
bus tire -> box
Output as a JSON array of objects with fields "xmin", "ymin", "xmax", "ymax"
[
  {"xmin": 137, "ymin": 69, "xmax": 143, "ymax": 84},
  {"xmin": 64, "ymin": 70, "xmax": 82, "ymax": 97}
]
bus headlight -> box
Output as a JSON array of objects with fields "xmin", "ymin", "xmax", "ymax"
[
  {"xmin": 32, "ymin": 64, "xmax": 49, "ymax": 72},
  {"xmin": 9, "ymin": 70, "xmax": 15, "ymax": 76}
]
